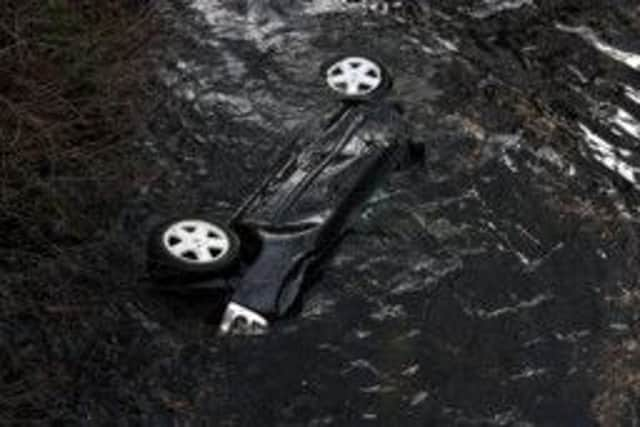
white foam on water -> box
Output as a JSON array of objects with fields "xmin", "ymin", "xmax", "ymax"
[
  {"xmin": 556, "ymin": 24, "xmax": 640, "ymax": 71},
  {"xmin": 304, "ymin": 0, "xmax": 351, "ymax": 14},
  {"xmin": 535, "ymin": 145, "xmax": 577, "ymax": 177},
  {"xmin": 471, "ymin": 0, "xmax": 535, "ymax": 19},
  {"xmin": 611, "ymin": 108, "xmax": 640, "ymax": 141},
  {"xmin": 304, "ymin": 0, "xmax": 404, "ymax": 16},
  {"xmin": 191, "ymin": 0, "xmax": 237, "ymax": 27},
  {"xmin": 579, "ymin": 123, "xmax": 639, "ymax": 187},
  {"xmin": 465, "ymin": 293, "xmax": 554, "ymax": 319},
  {"xmin": 625, "ymin": 85, "xmax": 640, "ymax": 105},
  {"xmin": 191, "ymin": 0, "xmax": 287, "ymax": 48},
  {"xmin": 509, "ymin": 367, "xmax": 548, "ymax": 381},
  {"xmin": 435, "ymin": 36, "xmax": 459, "ymax": 53}
]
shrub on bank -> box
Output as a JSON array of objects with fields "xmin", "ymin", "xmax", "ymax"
[
  {"xmin": 0, "ymin": 1, "xmax": 163, "ymax": 422},
  {"xmin": 0, "ymin": 0, "xmax": 159, "ymax": 259}
]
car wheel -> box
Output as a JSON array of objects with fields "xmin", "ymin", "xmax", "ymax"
[
  {"xmin": 148, "ymin": 218, "xmax": 241, "ymax": 280},
  {"xmin": 322, "ymin": 55, "xmax": 391, "ymax": 101}
]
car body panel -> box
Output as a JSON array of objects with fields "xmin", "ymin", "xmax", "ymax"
[
  {"xmin": 149, "ymin": 101, "xmax": 411, "ymax": 321},
  {"xmin": 230, "ymin": 102, "xmax": 410, "ymax": 316}
]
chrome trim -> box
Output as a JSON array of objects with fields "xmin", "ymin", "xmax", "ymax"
[{"xmin": 218, "ymin": 302, "xmax": 269, "ymax": 336}]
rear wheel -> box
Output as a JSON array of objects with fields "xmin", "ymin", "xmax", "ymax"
[{"xmin": 148, "ymin": 218, "xmax": 241, "ymax": 281}]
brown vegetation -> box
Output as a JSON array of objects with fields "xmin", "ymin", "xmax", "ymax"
[
  {"xmin": 0, "ymin": 0, "xmax": 164, "ymax": 422},
  {"xmin": 0, "ymin": 0, "xmax": 160, "ymax": 257}
]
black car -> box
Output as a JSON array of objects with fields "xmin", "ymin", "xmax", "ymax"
[{"xmin": 147, "ymin": 55, "xmax": 413, "ymax": 334}]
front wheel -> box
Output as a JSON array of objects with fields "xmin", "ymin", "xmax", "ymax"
[
  {"xmin": 147, "ymin": 218, "xmax": 241, "ymax": 282},
  {"xmin": 321, "ymin": 55, "xmax": 391, "ymax": 101}
]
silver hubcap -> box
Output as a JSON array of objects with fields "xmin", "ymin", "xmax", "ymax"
[
  {"xmin": 162, "ymin": 220, "xmax": 231, "ymax": 264},
  {"xmin": 326, "ymin": 56, "xmax": 383, "ymax": 96}
]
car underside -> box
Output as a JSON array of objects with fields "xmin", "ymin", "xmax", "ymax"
[{"xmin": 146, "ymin": 56, "xmax": 416, "ymax": 334}]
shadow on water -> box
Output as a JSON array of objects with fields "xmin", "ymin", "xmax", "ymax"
[{"xmin": 118, "ymin": 0, "xmax": 640, "ymax": 425}]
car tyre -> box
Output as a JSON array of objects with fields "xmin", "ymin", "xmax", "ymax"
[
  {"xmin": 321, "ymin": 55, "xmax": 391, "ymax": 101},
  {"xmin": 147, "ymin": 217, "xmax": 241, "ymax": 282}
]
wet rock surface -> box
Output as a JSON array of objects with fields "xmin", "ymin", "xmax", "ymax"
[{"xmin": 8, "ymin": 0, "xmax": 640, "ymax": 424}]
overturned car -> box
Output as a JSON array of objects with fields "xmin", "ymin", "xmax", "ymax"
[{"xmin": 147, "ymin": 56, "xmax": 414, "ymax": 334}]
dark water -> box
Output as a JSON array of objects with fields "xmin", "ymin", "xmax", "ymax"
[{"xmin": 116, "ymin": 0, "xmax": 640, "ymax": 425}]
